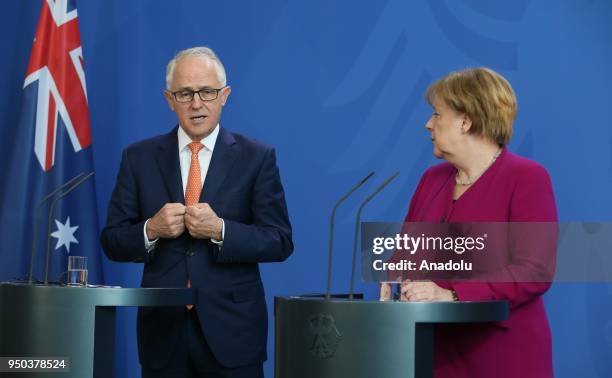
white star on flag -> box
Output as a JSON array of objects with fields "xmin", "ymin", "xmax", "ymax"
[{"xmin": 50, "ymin": 216, "xmax": 79, "ymax": 253}]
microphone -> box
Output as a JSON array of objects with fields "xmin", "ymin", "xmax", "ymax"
[
  {"xmin": 28, "ymin": 172, "xmax": 86, "ymax": 284},
  {"xmin": 43, "ymin": 171, "xmax": 95, "ymax": 284},
  {"xmin": 349, "ymin": 171, "xmax": 400, "ymax": 300},
  {"xmin": 325, "ymin": 172, "xmax": 375, "ymax": 300}
]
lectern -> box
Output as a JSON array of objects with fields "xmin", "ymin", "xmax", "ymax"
[
  {"xmin": 0, "ymin": 283, "xmax": 195, "ymax": 378},
  {"xmin": 275, "ymin": 296, "xmax": 508, "ymax": 378}
]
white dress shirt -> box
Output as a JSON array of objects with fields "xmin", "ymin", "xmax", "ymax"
[{"xmin": 144, "ymin": 125, "xmax": 225, "ymax": 251}]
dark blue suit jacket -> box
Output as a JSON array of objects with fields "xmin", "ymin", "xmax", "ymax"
[{"xmin": 100, "ymin": 126, "xmax": 293, "ymax": 369}]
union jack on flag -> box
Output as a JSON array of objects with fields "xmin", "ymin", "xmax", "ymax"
[
  {"xmin": 0, "ymin": 0, "xmax": 103, "ymax": 284},
  {"xmin": 25, "ymin": 0, "xmax": 91, "ymax": 172}
]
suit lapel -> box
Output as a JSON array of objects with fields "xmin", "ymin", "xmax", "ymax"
[
  {"xmin": 156, "ymin": 127, "xmax": 185, "ymax": 204},
  {"xmin": 201, "ymin": 127, "xmax": 238, "ymax": 204}
]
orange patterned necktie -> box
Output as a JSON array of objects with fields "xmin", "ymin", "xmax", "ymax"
[
  {"xmin": 185, "ymin": 141, "xmax": 204, "ymax": 310},
  {"xmin": 185, "ymin": 141, "xmax": 204, "ymax": 206}
]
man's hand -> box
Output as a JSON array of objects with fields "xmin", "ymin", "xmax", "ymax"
[
  {"xmin": 146, "ymin": 203, "xmax": 186, "ymax": 240},
  {"xmin": 400, "ymin": 280, "xmax": 454, "ymax": 302},
  {"xmin": 184, "ymin": 203, "xmax": 223, "ymax": 240}
]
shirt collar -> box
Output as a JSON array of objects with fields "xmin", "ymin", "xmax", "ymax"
[{"xmin": 177, "ymin": 124, "xmax": 220, "ymax": 153}]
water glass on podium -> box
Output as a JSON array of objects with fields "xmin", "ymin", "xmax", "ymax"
[
  {"xmin": 67, "ymin": 256, "xmax": 88, "ymax": 287},
  {"xmin": 379, "ymin": 281, "xmax": 401, "ymax": 301}
]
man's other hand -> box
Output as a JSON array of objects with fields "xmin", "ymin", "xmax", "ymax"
[{"xmin": 185, "ymin": 203, "xmax": 223, "ymax": 240}]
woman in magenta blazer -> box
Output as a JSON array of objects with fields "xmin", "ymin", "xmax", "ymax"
[{"xmin": 398, "ymin": 67, "xmax": 557, "ymax": 377}]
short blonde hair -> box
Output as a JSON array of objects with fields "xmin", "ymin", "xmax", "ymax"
[{"xmin": 426, "ymin": 67, "xmax": 516, "ymax": 145}]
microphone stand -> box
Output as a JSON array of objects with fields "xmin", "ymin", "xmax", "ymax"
[
  {"xmin": 43, "ymin": 171, "xmax": 94, "ymax": 284},
  {"xmin": 325, "ymin": 172, "xmax": 374, "ymax": 300},
  {"xmin": 348, "ymin": 171, "xmax": 399, "ymax": 300},
  {"xmin": 28, "ymin": 172, "xmax": 86, "ymax": 284}
]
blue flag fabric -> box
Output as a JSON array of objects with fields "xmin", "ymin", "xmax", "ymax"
[{"xmin": 0, "ymin": 0, "xmax": 103, "ymax": 284}]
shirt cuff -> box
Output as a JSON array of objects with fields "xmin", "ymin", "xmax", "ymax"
[
  {"xmin": 211, "ymin": 218, "xmax": 225, "ymax": 248},
  {"xmin": 144, "ymin": 218, "xmax": 158, "ymax": 252}
]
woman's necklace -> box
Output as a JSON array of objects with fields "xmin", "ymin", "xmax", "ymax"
[{"xmin": 455, "ymin": 148, "xmax": 502, "ymax": 186}]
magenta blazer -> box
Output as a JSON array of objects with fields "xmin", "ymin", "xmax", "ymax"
[{"xmin": 405, "ymin": 148, "xmax": 557, "ymax": 378}]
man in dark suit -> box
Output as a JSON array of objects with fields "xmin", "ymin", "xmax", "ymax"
[{"xmin": 100, "ymin": 46, "xmax": 293, "ymax": 378}]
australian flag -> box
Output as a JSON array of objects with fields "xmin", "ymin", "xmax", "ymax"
[{"xmin": 0, "ymin": 0, "xmax": 103, "ymax": 285}]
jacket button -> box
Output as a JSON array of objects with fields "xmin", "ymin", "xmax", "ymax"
[{"xmin": 187, "ymin": 250, "xmax": 195, "ymax": 257}]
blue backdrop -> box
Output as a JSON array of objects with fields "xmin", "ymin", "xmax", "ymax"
[{"xmin": 1, "ymin": 1, "xmax": 611, "ymax": 377}]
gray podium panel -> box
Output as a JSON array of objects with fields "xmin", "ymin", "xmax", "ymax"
[
  {"xmin": 275, "ymin": 296, "xmax": 508, "ymax": 378},
  {"xmin": 0, "ymin": 283, "xmax": 195, "ymax": 378}
]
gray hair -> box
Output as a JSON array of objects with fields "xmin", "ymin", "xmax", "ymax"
[{"xmin": 165, "ymin": 46, "xmax": 227, "ymax": 89}]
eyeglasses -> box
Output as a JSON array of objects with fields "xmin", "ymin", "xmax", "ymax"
[{"xmin": 169, "ymin": 87, "xmax": 226, "ymax": 103}]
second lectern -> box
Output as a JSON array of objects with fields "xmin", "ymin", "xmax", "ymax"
[{"xmin": 275, "ymin": 296, "xmax": 508, "ymax": 378}]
